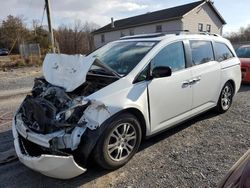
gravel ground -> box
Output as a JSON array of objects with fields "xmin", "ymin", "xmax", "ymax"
[
  {"xmin": 0, "ymin": 67, "xmax": 249, "ymax": 187},
  {"xmin": 0, "ymin": 66, "xmax": 42, "ymax": 115},
  {"xmin": 0, "ymin": 66, "xmax": 41, "ymax": 91},
  {"xmin": 113, "ymin": 86, "xmax": 250, "ymax": 187}
]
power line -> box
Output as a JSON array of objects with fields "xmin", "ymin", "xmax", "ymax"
[{"xmin": 40, "ymin": 3, "xmax": 46, "ymax": 27}]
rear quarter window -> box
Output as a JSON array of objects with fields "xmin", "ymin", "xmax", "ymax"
[
  {"xmin": 214, "ymin": 42, "xmax": 234, "ymax": 62},
  {"xmin": 190, "ymin": 40, "xmax": 214, "ymax": 65}
]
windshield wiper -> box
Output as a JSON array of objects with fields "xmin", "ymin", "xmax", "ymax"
[
  {"xmin": 93, "ymin": 58, "xmax": 121, "ymax": 79},
  {"xmin": 89, "ymin": 69, "xmax": 114, "ymax": 76}
]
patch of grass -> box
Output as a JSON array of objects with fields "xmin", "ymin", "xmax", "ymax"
[
  {"xmin": 16, "ymin": 60, "xmax": 26, "ymax": 67},
  {"xmin": 0, "ymin": 55, "xmax": 44, "ymax": 70}
]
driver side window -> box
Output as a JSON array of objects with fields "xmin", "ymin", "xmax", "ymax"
[{"xmin": 152, "ymin": 41, "xmax": 186, "ymax": 72}]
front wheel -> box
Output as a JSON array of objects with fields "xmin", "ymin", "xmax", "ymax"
[
  {"xmin": 216, "ymin": 82, "xmax": 234, "ymax": 113},
  {"xmin": 93, "ymin": 113, "xmax": 142, "ymax": 170}
]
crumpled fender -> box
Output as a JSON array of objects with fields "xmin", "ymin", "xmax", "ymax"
[
  {"xmin": 76, "ymin": 100, "xmax": 124, "ymax": 164},
  {"xmin": 82, "ymin": 100, "xmax": 113, "ymax": 130}
]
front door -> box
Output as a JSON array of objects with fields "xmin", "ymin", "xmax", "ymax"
[{"xmin": 147, "ymin": 41, "xmax": 193, "ymax": 133}]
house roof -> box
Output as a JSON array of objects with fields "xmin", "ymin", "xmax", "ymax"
[{"xmin": 92, "ymin": 0, "xmax": 226, "ymax": 34}]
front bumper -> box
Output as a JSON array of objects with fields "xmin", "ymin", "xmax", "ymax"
[{"xmin": 12, "ymin": 121, "xmax": 86, "ymax": 179}]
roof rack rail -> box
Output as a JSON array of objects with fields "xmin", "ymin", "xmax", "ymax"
[
  {"xmin": 119, "ymin": 30, "xmax": 221, "ymax": 40},
  {"xmin": 119, "ymin": 30, "xmax": 190, "ymax": 40},
  {"xmin": 198, "ymin": 32, "xmax": 221, "ymax": 37},
  {"xmin": 163, "ymin": 30, "xmax": 190, "ymax": 35},
  {"xmin": 120, "ymin": 33, "xmax": 165, "ymax": 40}
]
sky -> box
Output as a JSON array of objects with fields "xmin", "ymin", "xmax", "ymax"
[{"xmin": 0, "ymin": 0, "xmax": 249, "ymax": 34}]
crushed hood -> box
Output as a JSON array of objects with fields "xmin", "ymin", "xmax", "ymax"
[{"xmin": 43, "ymin": 54, "xmax": 95, "ymax": 92}]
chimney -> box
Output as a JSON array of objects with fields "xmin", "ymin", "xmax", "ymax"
[{"xmin": 111, "ymin": 17, "xmax": 115, "ymax": 28}]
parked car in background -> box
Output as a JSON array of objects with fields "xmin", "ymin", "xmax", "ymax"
[
  {"xmin": 0, "ymin": 48, "xmax": 9, "ymax": 56},
  {"xmin": 12, "ymin": 33, "xmax": 241, "ymax": 179},
  {"xmin": 236, "ymin": 45, "xmax": 250, "ymax": 83}
]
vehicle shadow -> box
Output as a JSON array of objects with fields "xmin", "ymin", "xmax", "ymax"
[
  {"xmin": 238, "ymin": 84, "xmax": 250, "ymax": 93},
  {"xmin": 139, "ymin": 110, "xmax": 219, "ymax": 151},
  {"xmin": 0, "ymin": 110, "xmax": 219, "ymax": 188}
]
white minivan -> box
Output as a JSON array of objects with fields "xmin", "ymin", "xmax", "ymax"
[{"xmin": 12, "ymin": 33, "xmax": 241, "ymax": 179}]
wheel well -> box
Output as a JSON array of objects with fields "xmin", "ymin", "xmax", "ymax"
[
  {"xmin": 123, "ymin": 108, "xmax": 147, "ymax": 139},
  {"xmin": 227, "ymin": 80, "xmax": 236, "ymax": 94}
]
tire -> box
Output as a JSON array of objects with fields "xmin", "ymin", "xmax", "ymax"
[
  {"xmin": 93, "ymin": 113, "xmax": 142, "ymax": 170},
  {"xmin": 216, "ymin": 82, "xmax": 234, "ymax": 113}
]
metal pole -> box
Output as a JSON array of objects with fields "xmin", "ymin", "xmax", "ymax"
[{"xmin": 45, "ymin": 0, "xmax": 55, "ymax": 53}]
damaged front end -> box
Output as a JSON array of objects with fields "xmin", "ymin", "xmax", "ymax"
[{"xmin": 12, "ymin": 54, "xmax": 118, "ymax": 179}]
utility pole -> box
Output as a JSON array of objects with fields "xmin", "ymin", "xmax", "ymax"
[{"xmin": 45, "ymin": 0, "xmax": 55, "ymax": 53}]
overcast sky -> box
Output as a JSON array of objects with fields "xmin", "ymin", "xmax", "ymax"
[{"xmin": 0, "ymin": 0, "xmax": 249, "ymax": 34}]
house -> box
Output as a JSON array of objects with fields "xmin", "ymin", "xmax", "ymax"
[{"xmin": 92, "ymin": 0, "xmax": 226, "ymax": 48}]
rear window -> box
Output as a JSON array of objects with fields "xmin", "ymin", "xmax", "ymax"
[
  {"xmin": 214, "ymin": 42, "xmax": 234, "ymax": 62},
  {"xmin": 236, "ymin": 46, "xmax": 250, "ymax": 58},
  {"xmin": 190, "ymin": 40, "xmax": 214, "ymax": 65}
]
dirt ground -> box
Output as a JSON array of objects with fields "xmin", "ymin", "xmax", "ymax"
[{"xmin": 0, "ymin": 67, "xmax": 249, "ymax": 188}]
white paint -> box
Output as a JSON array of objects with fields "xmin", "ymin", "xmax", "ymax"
[
  {"xmin": 83, "ymin": 100, "xmax": 112, "ymax": 130},
  {"xmin": 12, "ymin": 121, "xmax": 86, "ymax": 179},
  {"xmin": 88, "ymin": 34, "xmax": 241, "ymax": 135},
  {"xmin": 13, "ymin": 34, "xmax": 241, "ymax": 179},
  {"xmin": 43, "ymin": 53, "xmax": 95, "ymax": 92}
]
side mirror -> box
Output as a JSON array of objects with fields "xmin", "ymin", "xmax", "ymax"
[{"xmin": 152, "ymin": 66, "xmax": 172, "ymax": 78}]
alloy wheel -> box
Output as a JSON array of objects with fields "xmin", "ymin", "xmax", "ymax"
[
  {"xmin": 221, "ymin": 85, "xmax": 233, "ymax": 110},
  {"xmin": 107, "ymin": 123, "xmax": 137, "ymax": 162}
]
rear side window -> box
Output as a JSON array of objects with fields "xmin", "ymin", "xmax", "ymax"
[
  {"xmin": 190, "ymin": 40, "xmax": 214, "ymax": 65},
  {"xmin": 152, "ymin": 41, "xmax": 186, "ymax": 72},
  {"xmin": 214, "ymin": 42, "xmax": 234, "ymax": 62}
]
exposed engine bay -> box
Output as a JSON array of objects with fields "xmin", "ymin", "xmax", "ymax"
[
  {"xmin": 21, "ymin": 73, "xmax": 117, "ymax": 135},
  {"xmin": 12, "ymin": 54, "xmax": 123, "ymax": 178},
  {"xmin": 14, "ymin": 54, "xmax": 119, "ymax": 162}
]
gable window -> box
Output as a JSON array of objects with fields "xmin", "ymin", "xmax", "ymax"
[
  {"xmin": 156, "ymin": 25, "xmax": 162, "ymax": 33},
  {"xmin": 101, "ymin": 34, "xmax": 105, "ymax": 43},
  {"xmin": 206, "ymin": 24, "xmax": 211, "ymax": 32},
  {"xmin": 129, "ymin": 29, "xmax": 134, "ymax": 36},
  {"xmin": 198, "ymin": 23, "xmax": 203, "ymax": 32},
  {"xmin": 190, "ymin": 40, "xmax": 214, "ymax": 65}
]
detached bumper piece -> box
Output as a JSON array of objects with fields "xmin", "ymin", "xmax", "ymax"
[{"xmin": 12, "ymin": 122, "xmax": 86, "ymax": 179}]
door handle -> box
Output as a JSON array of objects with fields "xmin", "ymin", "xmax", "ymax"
[
  {"xmin": 189, "ymin": 79, "xmax": 196, "ymax": 85},
  {"xmin": 182, "ymin": 81, "xmax": 189, "ymax": 88},
  {"xmin": 193, "ymin": 77, "xmax": 201, "ymax": 83}
]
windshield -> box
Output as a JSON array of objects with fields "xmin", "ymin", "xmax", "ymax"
[
  {"xmin": 236, "ymin": 47, "xmax": 250, "ymax": 58},
  {"xmin": 90, "ymin": 41, "xmax": 157, "ymax": 75}
]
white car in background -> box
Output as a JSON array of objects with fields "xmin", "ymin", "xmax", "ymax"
[{"xmin": 12, "ymin": 33, "xmax": 241, "ymax": 179}]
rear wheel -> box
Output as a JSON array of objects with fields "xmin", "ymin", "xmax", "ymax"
[
  {"xmin": 93, "ymin": 113, "xmax": 142, "ymax": 169},
  {"xmin": 216, "ymin": 82, "xmax": 234, "ymax": 113}
]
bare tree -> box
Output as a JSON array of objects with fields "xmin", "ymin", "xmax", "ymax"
[
  {"xmin": 0, "ymin": 15, "xmax": 99, "ymax": 55},
  {"xmin": 55, "ymin": 20, "xmax": 99, "ymax": 55},
  {"xmin": 0, "ymin": 15, "xmax": 30, "ymax": 53},
  {"xmin": 226, "ymin": 25, "xmax": 250, "ymax": 43}
]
